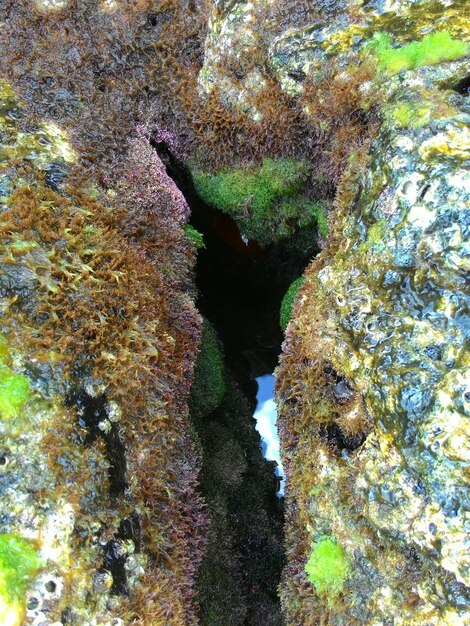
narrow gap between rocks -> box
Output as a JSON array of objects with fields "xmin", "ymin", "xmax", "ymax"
[{"xmin": 153, "ymin": 139, "xmax": 319, "ymax": 623}]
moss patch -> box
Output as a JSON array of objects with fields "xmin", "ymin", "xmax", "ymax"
[
  {"xmin": 392, "ymin": 102, "xmax": 434, "ymax": 129},
  {"xmin": 193, "ymin": 159, "xmax": 324, "ymax": 246},
  {"xmin": 368, "ymin": 31, "xmax": 469, "ymax": 75},
  {"xmin": 0, "ymin": 534, "xmax": 41, "ymax": 625},
  {"xmin": 184, "ymin": 224, "xmax": 205, "ymax": 249},
  {"xmin": 190, "ymin": 319, "xmax": 227, "ymax": 418},
  {"xmin": 0, "ymin": 365, "xmax": 30, "ymax": 419},
  {"xmin": 280, "ymin": 277, "xmax": 304, "ymax": 332},
  {"xmin": 305, "ymin": 536, "xmax": 350, "ymax": 601}
]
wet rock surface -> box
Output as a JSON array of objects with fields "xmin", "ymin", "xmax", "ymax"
[
  {"xmin": 0, "ymin": 82, "xmax": 205, "ymax": 625},
  {"xmin": 277, "ymin": 45, "xmax": 470, "ymax": 626},
  {"xmin": 0, "ymin": 0, "xmax": 469, "ymax": 624},
  {"xmin": 199, "ymin": 0, "xmax": 469, "ymax": 104}
]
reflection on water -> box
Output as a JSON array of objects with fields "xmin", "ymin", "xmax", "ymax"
[{"xmin": 254, "ymin": 374, "xmax": 285, "ymax": 496}]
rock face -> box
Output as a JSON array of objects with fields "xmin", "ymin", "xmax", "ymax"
[
  {"xmin": 1, "ymin": 0, "xmax": 469, "ymax": 624},
  {"xmin": 200, "ymin": 1, "xmax": 469, "ymax": 621},
  {"xmin": 0, "ymin": 81, "xmax": 205, "ymax": 625},
  {"xmin": 276, "ymin": 32, "xmax": 470, "ymax": 626}
]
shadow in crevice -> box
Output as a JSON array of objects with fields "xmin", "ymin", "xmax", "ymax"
[
  {"xmin": 151, "ymin": 138, "xmax": 323, "ymax": 625},
  {"xmin": 68, "ymin": 388, "xmax": 127, "ymax": 497}
]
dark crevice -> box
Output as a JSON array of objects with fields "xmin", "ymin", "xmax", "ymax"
[
  {"xmin": 95, "ymin": 515, "xmax": 141, "ymax": 598},
  {"xmin": 101, "ymin": 539, "xmax": 129, "ymax": 596},
  {"xmin": 453, "ymin": 74, "xmax": 470, "ymax": 96},
  {"xmin": 152, "ymin": 137, "xmax": 317, "ymax": 388},
  {"xmin": 68, "ymin": 389, "xmax": 127, "ymax": 497},
  {"xmin": 44, "ymin": 161, "xmax": 67, "ymax": 192},
  {"xmin": 321, "ymin": 422, "xmax": 367, "ymax": 454},
  {"xmin": 151, "ymin": 138, "xmax": 323, "ymax": 624},
  {"xmin": 117, "ymin": 512, "xmax": 142, "ymax": 552}
]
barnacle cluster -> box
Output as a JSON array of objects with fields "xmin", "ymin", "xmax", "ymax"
[{"xmin": 276, "ymin": 49, "xmax": 470, "ymax": 626}]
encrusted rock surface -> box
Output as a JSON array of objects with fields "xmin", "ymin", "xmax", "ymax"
[
  {"xmin": 1, "ymin": 0, "xmax": 469, "ymax": 624},
  {"xmin": 199, "ymin": 0, "xmax": 469, "ymax": 105},
  {"xmin": 277, "ymin": 39, "xmax": 470, "ymax": 626},
  {"xmin": 0, "ymin": 81, "xmax": 205, "ymax": 625}
]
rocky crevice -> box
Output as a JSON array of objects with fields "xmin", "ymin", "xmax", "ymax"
[{"xmin": 152, "ymin": 143, "xmax": 320, "ymax": 624}]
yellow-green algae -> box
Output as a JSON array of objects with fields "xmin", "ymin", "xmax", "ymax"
[
  {"xmin": 368, "ymin": 31, "xmax": 469, "ymax": 75},
  {"xmin": 305, "ymin": 536, "xmax": 350, "ymax": 602},
  {"xmin": 271, "ymin": 0, "xmax": 470, "ymax": 94},
  {"xmin": 0, "ymin": 364, "xmax": 30, "ymax": 419},
  {"xmin": 184, "ymin": 224, "xmax": 206, "ymax": 249},
  {"xmin": 327, "ymin": 2, "xmax": 470, "ymax": 58},
  {"xmin": 0, "ymin": 534, "xmax": 42, "ymax": 626},
  {"xmin": 0, "ymin": 79, "xmax": 76, "ymax": 173},
  {"xmin": 0, "ymin": 334, "xmax": 30, "ymax": 420}
]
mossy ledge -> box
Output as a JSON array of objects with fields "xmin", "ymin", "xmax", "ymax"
[{"xmin": 192, "ymin": 158, "xmax": 328, "ymax": 247}]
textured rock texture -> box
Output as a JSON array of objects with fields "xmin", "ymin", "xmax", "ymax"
[
  {"xmin": 1, "ymin": 0, "xmax": 469, "ymax": 624},
  {"xmin": 0, "ymin": 80, "xmax": 205, "ymax": 625},
  {"xmin": 199, "ymin": 0, "xmax": 469, "ymax": 103},
  {"xmin": 276, "ymin": 23, "xmax": 470, "ymax": 626}
]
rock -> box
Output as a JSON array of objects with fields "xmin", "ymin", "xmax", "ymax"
[
  {"xmin": 277, "ymin": 27, "xmax": 470, "ymax": 626},
  {"xmin": 199, "ymin": 0, "xmax": 469, "ymax": 107},
  {"xmin": 0, "ymin": 82, "xmax": 205, "ymax": 625}
]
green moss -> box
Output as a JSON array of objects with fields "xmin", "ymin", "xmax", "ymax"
[
  {"xmin": 184, "ymin": 224, "xmax": 205, "ymax": 249},
  {"xmin": 0, "ymin": 534, "xmax": 41, "ymax": 617},
  {"xmin": 0, "ymin": 364, "xmax": 30, "ymax": 419},
  {"xmin": 368, "ymin": 31, "xmax": 469, "ymax": 75},
  {"xmin": 305, "ymin": 536, "xmax": 350, "ymax": 601},
  {"xmin": 193, "ymin": 158, "xmax": 324, "ymax": 246},
  {"xmin": 280, "ymin": 277, "xmax": 304, "ymax": 332},
  {"xmin": 312, "ymin": 203, "xmax": 329, "ymax": 240},
  {"xmin": 190, "ymin": 319, "xmax": 226, "ymax": 418}
]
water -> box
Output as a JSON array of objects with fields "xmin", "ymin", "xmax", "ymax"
[{"xmin": 254, "ymin": 374, "xmax": 285, "ymax": 496}]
